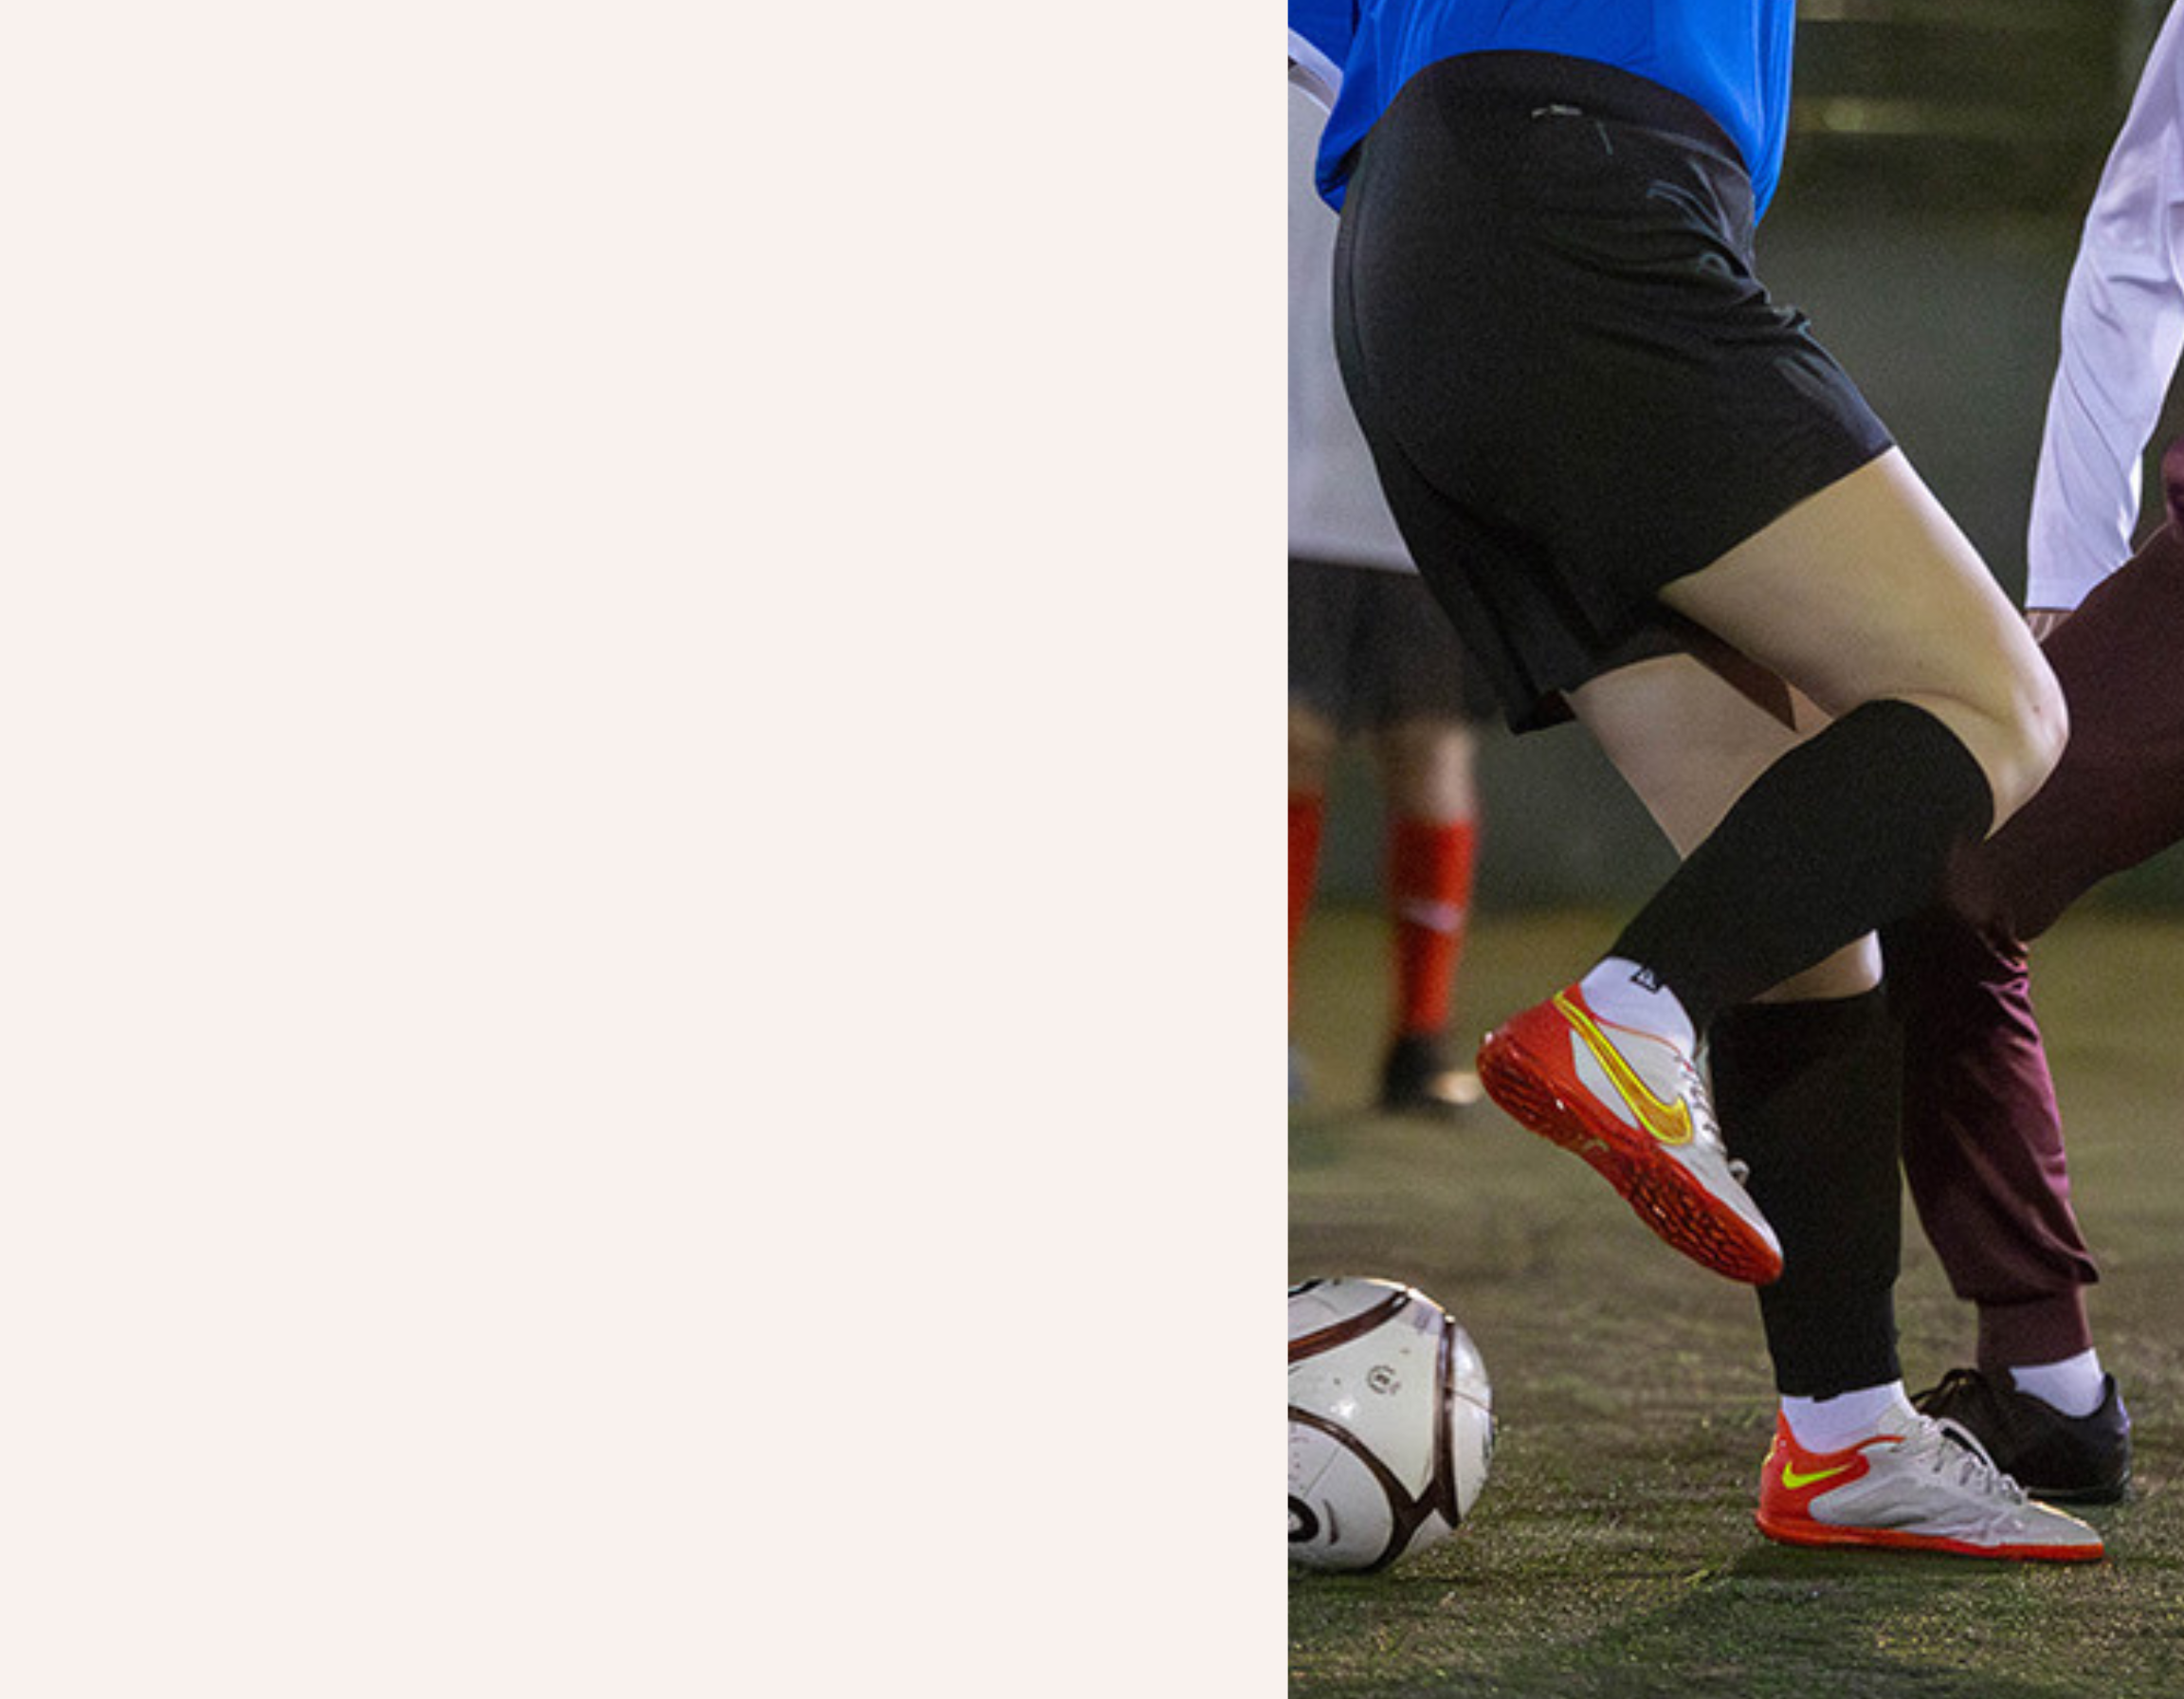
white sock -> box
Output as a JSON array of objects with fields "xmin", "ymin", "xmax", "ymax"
[
  {"xmin": 2009, "ymin": 1349, "xmax": 2105, "ymax": 1418},
  {"xmin": 1576, "ymin": 956, "xmax": 1697, "ymax": 1053},
  {"xmin": 1781, "ymin": 1382, "xmax": 1915, "ymax": 1453}
]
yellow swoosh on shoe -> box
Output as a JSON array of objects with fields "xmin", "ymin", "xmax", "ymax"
[
  {"xmin": 1553, "ymin": 991, "xmax": 1694, "ymax": 1146},
  {"xmin": 1780, "ymin": 1461, "xmax": 1858, "ymax": 1491}
]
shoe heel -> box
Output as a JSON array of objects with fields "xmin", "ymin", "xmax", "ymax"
[{"xmin": 1477, "ymin": 1032, "xmax": 1602, "ymax": 1157}]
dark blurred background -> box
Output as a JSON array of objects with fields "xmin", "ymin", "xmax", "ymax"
[{"xmin": 1315, "ymin": 0, "xmax": 2184, "ymax": 916}]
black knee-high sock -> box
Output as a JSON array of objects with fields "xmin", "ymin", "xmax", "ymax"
[
  {"xmin": 1708, "ymin": 989, "xmax": 1902, "ymax": 1397},
  {"xmin": 1611, "ymin": 700, "xmax": 1994, "ymax": 1036}
]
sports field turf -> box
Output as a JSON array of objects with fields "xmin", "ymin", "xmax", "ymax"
[{"xmin": 1290, "ymin": 903, "xmax": 2184, "ymax": 1698}]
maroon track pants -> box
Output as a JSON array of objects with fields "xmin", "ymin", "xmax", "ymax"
[{"xmin": 1887, "ymin": 445, "xmax": 2184, "ymax": 1368}]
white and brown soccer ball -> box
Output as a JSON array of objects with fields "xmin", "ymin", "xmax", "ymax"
[{"xmin": 1288, "ymin": 1276, "xmax": 1495, "ymax": 1572}]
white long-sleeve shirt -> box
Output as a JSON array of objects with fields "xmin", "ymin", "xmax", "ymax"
[
  {"xmin": 2028, "ymin": 1, "xmax": 2184, "ymax": 610},
  {"xmin": 1287, "ymin": 84, "xmax": 1412, "ymax": 571}
]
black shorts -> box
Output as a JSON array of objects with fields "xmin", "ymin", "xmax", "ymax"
[
  {"xmin": 1332, "ymin": 51, "xmax": 1895, "ymax": 732},
  {"xmin": 1289, "ymin": 557, "xmax": 1498, "ymax": 732}
]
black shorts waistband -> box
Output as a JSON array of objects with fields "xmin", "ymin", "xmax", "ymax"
[{"xmin": 1406, "ymin": 49, "xmax": 1750, "ymax": 182}]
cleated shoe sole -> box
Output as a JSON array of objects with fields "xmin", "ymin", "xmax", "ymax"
[{"xmin": 1477, "ymin": 992, "xmax": 1782, "ymax": 1286}]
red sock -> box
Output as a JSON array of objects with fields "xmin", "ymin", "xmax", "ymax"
[
  {"xmin": 1388, "ymin": 816, "xmax": 1477, "ymax": 1036},
  {"xmin": 1289, "ymin": 792, "xmax": 1326, "ymax": 1004}
]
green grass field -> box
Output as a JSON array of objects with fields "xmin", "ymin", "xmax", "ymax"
[{"xmin": 1290, "ymin": 904, "xmax": 2184, "ymax": 1697}]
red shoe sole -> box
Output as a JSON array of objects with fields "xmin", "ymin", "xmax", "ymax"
[
  {"xmin": 1477, "ymin": 1018, "xmax": 1783, "ymax": 1286},
  {"xmin": 1754, "ymin": 1508, "xmax": 2102, "ymax": 1563}
]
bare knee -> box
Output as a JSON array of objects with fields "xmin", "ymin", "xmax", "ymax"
[
  {"xmin": 1290, "ymin": 704, "xmax": 1338, "ymax": 795},
  {"xmin": 1998, "ymin": 652, "xmax": 2070, "ymax": 824},
  {"xmin": 1371, "ymin": 717, "xmax": 1478, "ymax": 819},
  {"xmin": 1905, "ymin": 647, "xmax": 2068, "ymax": 832}
]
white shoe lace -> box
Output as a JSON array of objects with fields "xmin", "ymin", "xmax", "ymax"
[
  {"xmin": 1915, "ymin": 1416, "xmax": 2029, "ymax": 1505},
  {"xmin": 1673, "ymin": 1051, "xmax": 1748, "ymax": 1182}
]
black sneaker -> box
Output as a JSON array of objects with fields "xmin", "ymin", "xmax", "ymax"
[
  {"xmin": 1912, "ymin": 1367, "xmax": 2132, "ymax": 1505},
  {"xmin": 1377, "ymin": 1032, "xmax": 1484, "ymax": 1120}
]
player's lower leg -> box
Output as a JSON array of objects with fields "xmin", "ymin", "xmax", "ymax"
[
  {"xmin": 1379, "ymin": 814, "xmax": 1482, "ymax": 1116},
  {"xmin": 1882, "ymin": 905, "xmax": 2130, "ymax": 1499},
  {"xmin": 1288, "ymin": 789, "xmax": 1325, "ymax": 1105},
  {"xmin": 1710, "ymin": 988, "xmax": 2101, "ymax": 1557},
  {"xmin": 1479, "ymin": 701, "xmax": 1996, "ymax": 1282}
]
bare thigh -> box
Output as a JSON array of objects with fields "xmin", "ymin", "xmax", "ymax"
[
  {"xmin": 1369, "ymin": 718, "xmax": 1479, "ymax": 820},
  {"xmin": 1569, "ymin": 653, "xmax": 1880, "ymax": 1001},
  {"xmin": 1656, "ymin": 449, "xmax": 2065, "ymax": 829}
]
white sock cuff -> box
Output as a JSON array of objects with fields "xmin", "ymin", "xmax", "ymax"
[
  {"xmin": 1576, "ymin": 957, "xmax": 1697, "ymax": 1052},
  {"xmin": 2009, "ymin": 1350, "xmax": 2105, "ymax": 1418},
  {"xmin": 1781, "ymin": 1382, "xmax": 1914, "ymax": 1453}
]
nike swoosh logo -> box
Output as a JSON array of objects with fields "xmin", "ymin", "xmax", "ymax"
[
  {"xmin": 1781, "ymin": 1461, "xmax": 1857, "ymax": 1491},
  {"xmin": 1554, "ymin": 992, "xmax": 1693, "ymax": 1146}
]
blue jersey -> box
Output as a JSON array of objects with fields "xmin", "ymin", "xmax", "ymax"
[{"xmin": 1295, "ymin": 1, "xmax": 1796, "ymax": 217}]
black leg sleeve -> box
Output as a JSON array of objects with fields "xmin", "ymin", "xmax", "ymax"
[
  {"xmin": 1613, "ymin": 700, "xmax": 1994, "ymax": 1035},
  {"xmin": 1708, "ymin": 989, "xmax": 1903, "ymax": 1398}
]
